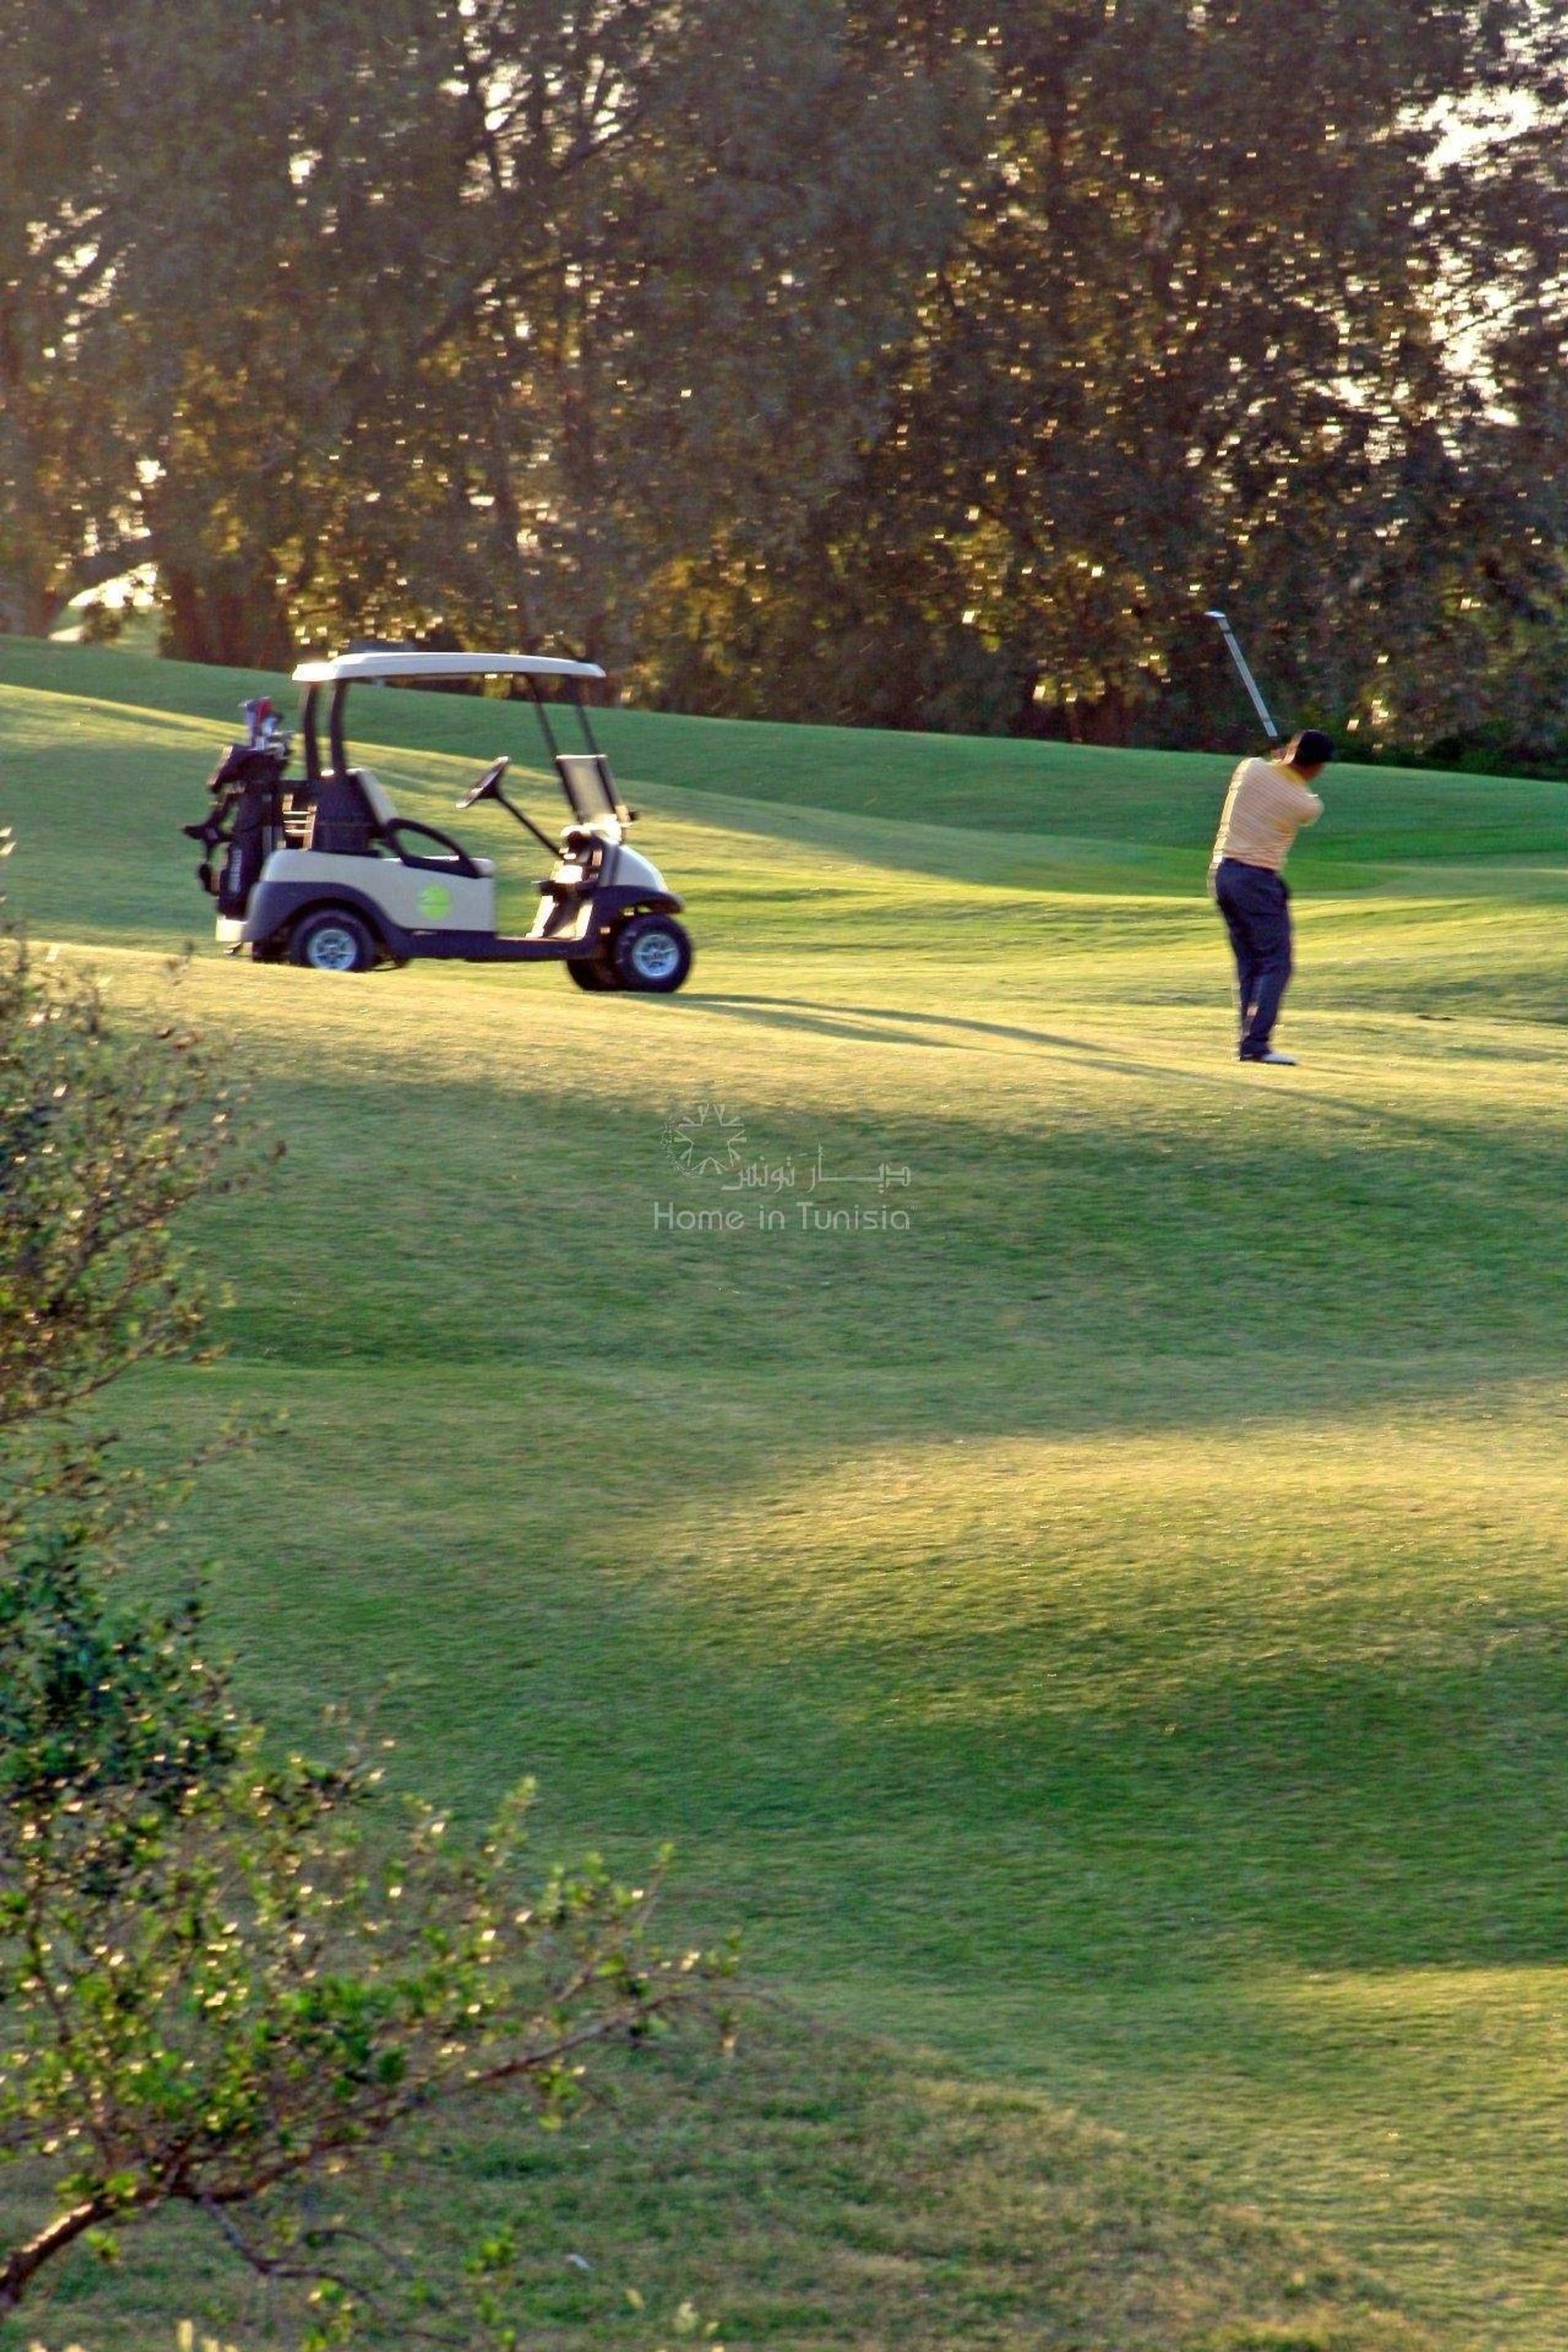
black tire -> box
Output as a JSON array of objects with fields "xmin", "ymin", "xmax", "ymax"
[
  {"xmin": 610, "ymin": 914, "xmax": 693, "ymax": 994},
  {"xmin": 287, "ymin": 907, "xmax": 378, "ymax": 973},
  {"xmin": 567, "ymin": 951, "xmax": 617, "ymax": 991}
]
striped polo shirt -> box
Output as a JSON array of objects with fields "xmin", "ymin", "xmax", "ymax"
[{"xmin": 1211, "ymin": 756, "xmax": 1324, "ymax": 873}]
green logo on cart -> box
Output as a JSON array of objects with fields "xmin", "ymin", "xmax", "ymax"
[{"xmin": 416, "ymin": 883, "xmax": 453, "ymax": 921}]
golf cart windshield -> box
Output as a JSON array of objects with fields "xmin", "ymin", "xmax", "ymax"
[
  {"xmin": 291, "ymin": 649, "xmax": 630, "ymax": 827},
  {"xmin": 555, "ymin": 751, "xmax": 624, "ymax": 823}
]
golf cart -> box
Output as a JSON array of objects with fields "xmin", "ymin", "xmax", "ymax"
[{"xmin": 185, "ymin": 650, "xmax": 693, "ymax": 991}]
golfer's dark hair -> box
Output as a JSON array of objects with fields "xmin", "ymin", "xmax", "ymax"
[{"xmin": 1291, "ymin": 728, "xmax": 1334, "ymax": 766}]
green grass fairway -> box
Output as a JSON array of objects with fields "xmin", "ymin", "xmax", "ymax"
[{"xmin": 7, "ymin": 638, "xmax": 1568, "ymax": 2350}]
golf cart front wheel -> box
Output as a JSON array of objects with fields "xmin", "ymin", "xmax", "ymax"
[
  {"xmin": 288, "ymin": 908, "xmax": 378, "ymax": 973},
  {"xmin": 611, "ymin": 914, "xmax": 693, "ymax": 994},
  {"xmin": 567, "ymin": 949, "xmax": 617, "ymax": 991}
]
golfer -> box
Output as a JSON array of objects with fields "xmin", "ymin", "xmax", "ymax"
[{"xmin": 1210, "ymin": 728, "xmax": 1333, "ymax": 1066}]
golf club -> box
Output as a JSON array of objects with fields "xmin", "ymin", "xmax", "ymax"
[{"xmin": 1205, "ymin": 608, "xmax": 1281, "ymax": 746}]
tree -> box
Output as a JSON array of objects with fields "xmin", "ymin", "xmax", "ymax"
[
  {"xmin": 0, "ymin": 917, "xmax": 727, "ymax": 2339},
  {"xmin": 646, "ymin": 0, "xmax": 1568, "ymax": 751},
  {"xmin": 0, "ymin": 1544, "xmax": 710, "ymax": 2330},
  {"xmin": 8, "ymin": 0, "xmax": 1566, "ymax": 761},
  {"xmin": 0, "ymin": 1, "xmax": 152, "ymax": 637},
  {"xmin": 0, "ymin": 933, "xmax": 256, "ymax": 1442},
  {"xmin": 2, "ymin": 0, "xmax": 966, "ymax": 670}
]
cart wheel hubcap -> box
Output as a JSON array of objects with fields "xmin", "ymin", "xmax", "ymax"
[
  {"xmin": 309, "ymin": 925, "xmax": 359, "ymax": 969},
  {"xmin": 630, "ymin": 931, "xmax": 679, "ymax": 980}
]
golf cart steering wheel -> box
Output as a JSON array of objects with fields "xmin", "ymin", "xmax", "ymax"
[{"xmin": 457, "ymin": 757, "xmax": 510, "ymax": 811}]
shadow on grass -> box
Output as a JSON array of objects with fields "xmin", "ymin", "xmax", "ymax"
[
  {"xmin": 686, "ymin": 991, "xmax": 1107, "ymax": 1057},
  {"xmin": 684, "ymin": 990, "xmax": 1568, "ymax": 1151}
]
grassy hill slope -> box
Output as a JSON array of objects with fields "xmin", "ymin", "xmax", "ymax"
[{"xmin": 6, "ymin": 638, "xmax": 1568, "ymax": 2350}]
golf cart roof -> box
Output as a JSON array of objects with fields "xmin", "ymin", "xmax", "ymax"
[
  {"xmin": 292, "ymin": 651, "xmax": 607, "ymax": 685},
  {"xmin": 291, "ymin": 644, "xmax": 630, "ymax": 825}
]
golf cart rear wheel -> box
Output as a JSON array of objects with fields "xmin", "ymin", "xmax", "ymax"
[
  {"xmin": 611, "ymin": 914, "xmax": 693, "ymax": 994},
  {"xmin": 567, "ymin": 951, "xmax": 617, "ymax": 991},
  {"xmin": 288, "ymin": 908, "xmax": 378, "ymax": 973}
]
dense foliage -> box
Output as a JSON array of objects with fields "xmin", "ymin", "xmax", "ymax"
[
  {"xmin": 0, "ymin": 925, "xmax": 726, "ymax": 2339},
  {"xmin": 1, "ymin": 0, "xmax": 1565, "ymax": 757}
]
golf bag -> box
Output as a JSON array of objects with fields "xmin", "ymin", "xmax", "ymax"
[{"xmin": 185, "ymin": 740, "xmax": 293, "ymax": 918}]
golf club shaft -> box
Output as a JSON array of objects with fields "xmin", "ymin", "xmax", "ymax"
[{"xmin": 1205, "ymin": 610, "xmax": 1281, "ymax": 743}]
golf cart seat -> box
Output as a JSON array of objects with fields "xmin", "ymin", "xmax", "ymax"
[
  {"xmin": 361, "ymin": 768, "xmax": 495, "ymax": 876},
  {"xmin": 309, "ymin": 765, "xmax": 493, "ymax": 875}
]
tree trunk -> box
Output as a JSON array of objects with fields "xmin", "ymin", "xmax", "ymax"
[
  {"xmin": 1076, "ymin": 683, "xmax": 1133, "ymax": 746},
  {"xmin": 0, "ymin": 566, "xmax": 68, "ymax": 639},
  {"xmin": 158, "ymin": 562, "xmax": 293, "ymax": 670}
]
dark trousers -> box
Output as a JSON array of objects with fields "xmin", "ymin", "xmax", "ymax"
[{"xmin": 1213, "ymin": 858, "xmax": 1292, "ymax": 1058}]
